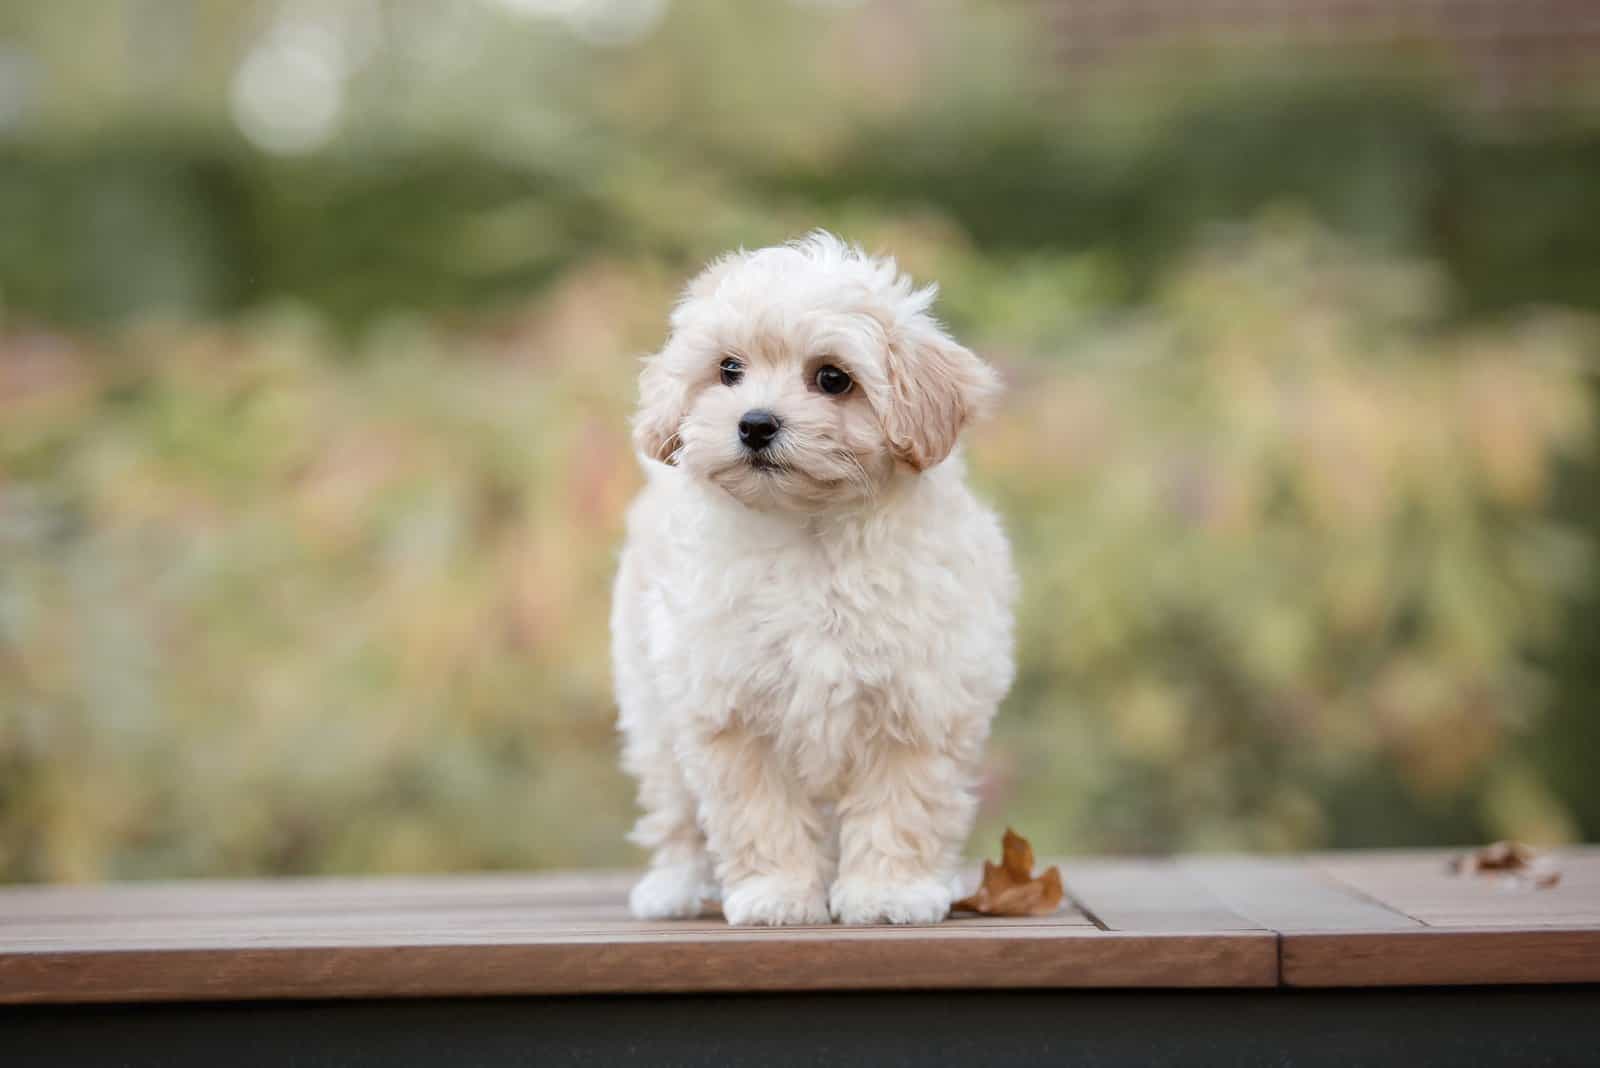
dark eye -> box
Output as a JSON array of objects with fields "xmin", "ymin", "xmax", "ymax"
[
  {"xmin": 815, "ymin": 365, "xmax": 852, "ymax": 395},
  {"xmin": 719, "ymin": 357, "xmax": 743, "ymax": 386}
]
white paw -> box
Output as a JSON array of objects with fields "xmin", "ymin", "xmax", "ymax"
[
  {"xmin": 629, "ymin": 865, "xmax": 718, "ymax": 920},
  {"xmin": 829, "ymin": 876, "xmax": 952, "ymax": 925},
  {"xmin": 721, "ymin": 875, "xmax": 831, "ymax": 926}
]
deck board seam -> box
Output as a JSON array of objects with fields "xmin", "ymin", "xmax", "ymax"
[
  {"xmin": 1058, "ymin": 886, "xmax": 1111, "ymax": 932},
  {"xmin": 1308, "ymin": 862, "xmax": 1432, "ymax": 928}
]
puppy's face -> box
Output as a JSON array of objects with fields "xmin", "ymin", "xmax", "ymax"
[{"xmin": 634, "ymin": 233, "xmax": 999, "ymax": 512}]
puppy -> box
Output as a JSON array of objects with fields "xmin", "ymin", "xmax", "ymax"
[{"xmin": 612, "ymin": 232, "xmax": 1015, "ymax": 925}]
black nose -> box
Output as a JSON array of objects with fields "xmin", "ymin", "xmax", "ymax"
[{"xmin": 738, "ymin": 409, "xmax": 781, "ymax": 451}]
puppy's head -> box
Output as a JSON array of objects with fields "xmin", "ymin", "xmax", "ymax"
[{"xmin": 633, "ymin": 232, "xmax": 999, "ymax": 512}]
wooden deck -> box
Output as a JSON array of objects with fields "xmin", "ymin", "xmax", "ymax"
[{"xmin": 2, "ymin": 848, "xmax": 1597, "ymax": 1004}]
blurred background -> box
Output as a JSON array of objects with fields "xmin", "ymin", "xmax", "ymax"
[{"xmin": 2, "ymin": 0, "xmax": 1598, "ymax": 883}]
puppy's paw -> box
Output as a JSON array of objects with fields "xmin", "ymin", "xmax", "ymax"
[
  {"xmin": 721, "ymin": 875, "xmax": 831, "ymax": 926},
  {"xmin": 629, "ymin": 865, "xmax": 718, "ymax": 920},
  {"xmin": 829, "ymin": 876, "xmax": 952, "ymax": 925}
]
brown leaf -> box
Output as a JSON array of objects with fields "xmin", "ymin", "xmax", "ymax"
[
  {"xmin": 1452, "ymin": 840, "xmax": 1534, "ymax": 874},
  {"xmin": 1451, "ymin": 840, "xmax": 1561, "ymax": 889},
  {"xmin": 951, "ymin": 828, "xmax": 1065, "ymax": 917},
  {"xmin": 1000, "ymin": 827, "xmax": 1035, "ymax": 883}
]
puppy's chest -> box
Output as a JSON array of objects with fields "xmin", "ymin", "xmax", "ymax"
[{"xmin": 685, "ymin": 543, "xmax": 911, "ymax": 711}]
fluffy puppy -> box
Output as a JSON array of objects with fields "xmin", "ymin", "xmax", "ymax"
[{"xmin": 612, "ymin": 232, "xmax": 1015, "ymax": 926}]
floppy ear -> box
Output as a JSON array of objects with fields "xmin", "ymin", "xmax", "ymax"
[
  {"xmin": 631, "ymin": 350, "xmax": 691, "ymax": 464},
  {"xmin": 877, "ymin": 322, "xmax": 1002, "ymax": 471}
]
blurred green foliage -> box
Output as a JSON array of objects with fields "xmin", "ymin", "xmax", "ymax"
[
  {"xmin": 1, "ymin": 1, "xmax": 1599, "ymax": 880},
  {"xmin": 8, "ymin": 83, "xmax": 1600, "ymax": 330},
  {"xmin": 978, "ymin": 216, "xmax": 1594, "ymax": 852}
]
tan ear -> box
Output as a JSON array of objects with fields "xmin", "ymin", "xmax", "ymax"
[
  {"xmin": 877, "ymin": 324, "xmax": 1001, "ymax": 472},
  {"xmin": 631, "ymin": 351, "xmax": 690, "ymax": 464}
]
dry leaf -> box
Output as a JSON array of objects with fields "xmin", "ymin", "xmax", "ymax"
[
  {"xmin": 951, "ymin": 828, "xmax": 1065, "ymax": 917},
  {"xmin": 1451, "ymin": 840, "xmax": 1561, "ymax": 889}
]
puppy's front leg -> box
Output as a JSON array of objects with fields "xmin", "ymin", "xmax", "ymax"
[
  {"xmin": 625, "ymin": 741, "xmax": 718, "ymax": 921},
  {"xmin": 830, "ymin": 744, "xmax": 977, "ymax": 925},
  {"xmin": 683, "ymin": 725, "xmax": 831, "ymax": 926}
]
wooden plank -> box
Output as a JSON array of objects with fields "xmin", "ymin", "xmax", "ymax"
[
  {"xmin": 0, "ymin": 907, "xmax": 1096, "ymax": 952},
  {"xmin": 1179, "ymin": 856, "xmax": 1421, "ymax": 932},
  {"xmin": 0, "ymin": 867, "xmax": 1105, "ymax": 927},
  {"xmin": 0, "ymin": 870, "xmax": 1098, "ymax": 941},
  {"xmin": 0, "ymin": 927, "xmax": 1277, "ymax": 1003},
  {"xmin": 1312, "ymin": 848, "xmax": 1600, "ymax": 929},
  {"xmin": 0, "ymin": 869, "xmax": 1272, "ymax": 1002},
  {"xmin": 1060, "ymin": 859, "xmax": 1263, "ymax": 932},
  {"xmin": 0, "ymin": 871, "xmax": 642, "ymax": 924},
  {"xmin": 1280, "ymin": 849, "xmax": 1600, "ymax": 986},
  {"xmin": 1283, "ymin": 928, "xmax": 1600, "ymax": 987}
]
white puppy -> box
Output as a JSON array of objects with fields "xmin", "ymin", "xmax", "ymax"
[{"xmin": 612, "ymin": 232, "xmax": 1016, "ymax": 926}]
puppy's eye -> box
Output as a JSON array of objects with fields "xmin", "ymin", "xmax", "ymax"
[
  {"xmin": 815, "ymin": 365, "xmax": 852, "ymax": 395},
  {"xmin": 719, "ymin": 357, "xmax": 743, "ymax": 386}
]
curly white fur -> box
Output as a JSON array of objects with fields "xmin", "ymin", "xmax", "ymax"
[{"xmin": 612, "ymin": 233, "xmax": 1016, "ymax": 926}]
